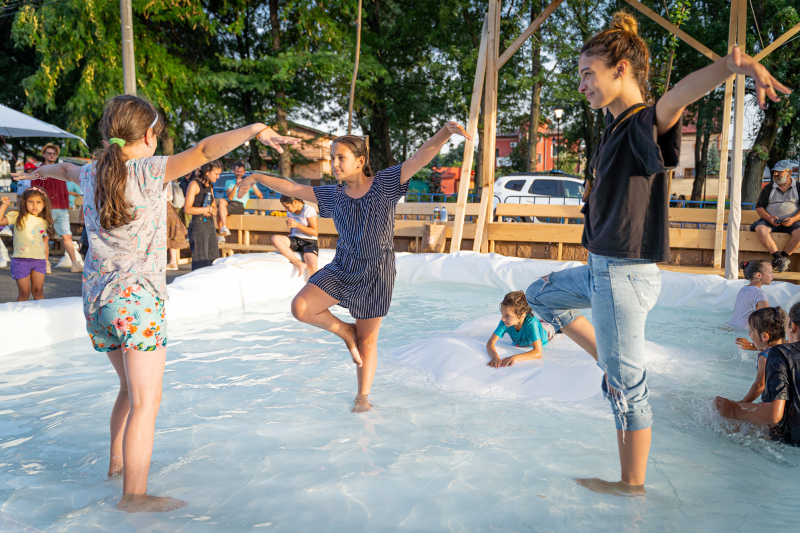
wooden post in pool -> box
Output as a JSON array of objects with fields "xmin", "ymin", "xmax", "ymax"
[
  {"xmin": 474, "ymin": 0, "xmax": 500, "ymax": 253},
  {"xmin": 713, "ymin": 0, "xmax": 739, "ymax": 270},
  {"xmin": 724, "ymin": 0, "xmax": 747, "ymax": 280},
  {"xmin": 450, "ymin": 15, "xmax": 488, "ymax": 253}
]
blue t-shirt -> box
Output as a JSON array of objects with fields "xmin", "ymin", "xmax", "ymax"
[
  {"xmin": 66, "ymin": 181, "xmax": 82, "ymax": 208},
  {"xmin": 225, "ymin": 179, "xmax": 253, "ymax": 204},
  {"xmin": 494, "ymin": 315, "xmax": 548, "ymax": 348}
]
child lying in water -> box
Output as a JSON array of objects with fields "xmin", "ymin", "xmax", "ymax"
[{"xmin": 486, "ymin": 291, "xmax": 555, "ymax": 368}]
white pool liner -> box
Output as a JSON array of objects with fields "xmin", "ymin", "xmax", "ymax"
[
  {"xmin": 393, "ymin": 314, "xmax": 605, "ymax": 401},
  {"xmin": 3, "ymin": 251, "xmax": 800, "ymax": 356}
]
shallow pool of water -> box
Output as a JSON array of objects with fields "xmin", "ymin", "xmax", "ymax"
[{"xmin": 1, "ymin": 280, "xmax": 798, "ymax": 532}]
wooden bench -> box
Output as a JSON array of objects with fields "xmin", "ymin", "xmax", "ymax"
[{"xmin": 487, "ymin": 204, "xmax": 800, "ymax": 281}]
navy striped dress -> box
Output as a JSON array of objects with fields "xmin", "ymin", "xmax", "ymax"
[{"xmin": 310, "ymin": 164, "xmax": 408, "ymax": 320}]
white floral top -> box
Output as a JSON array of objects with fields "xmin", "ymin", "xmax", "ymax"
[{"xmin": 80, "ymin": 156, "xmax": 169, "ymax": 314}]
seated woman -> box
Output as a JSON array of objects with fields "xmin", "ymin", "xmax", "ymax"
[
  {"xmin": 486, "ymin": 291, "xmax": 561, "ymax": 368},
  {"xmin": 271, "ymin": 195, "xmax": 318, "ymax": 277}
]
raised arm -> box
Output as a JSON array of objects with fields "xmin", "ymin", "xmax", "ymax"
[
  {"xmin": 11, "ymin": 162, "xmax": 82, "ymax": 184},
  {"xmin": 165, "ymin": 125, "xmax": 300, "ymax": 183},
  {"xmin": 400, "ymin": 122, "xmax": 470, "ymax": 184},
  {"xmin": 0, "ymin": 196, "xmax": 10, "ymax": 225},
  {"xmin": 238, "ymin": 173, "xmax": 316, "ymax": 204},
  {"xmin": 656, "ymin": 46, "xmax": 791, "ymax": 135}
]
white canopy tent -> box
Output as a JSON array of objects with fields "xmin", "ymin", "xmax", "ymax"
[{"xmin": 0, "ymin": 104, "xmax": 85, "ymax": 144}]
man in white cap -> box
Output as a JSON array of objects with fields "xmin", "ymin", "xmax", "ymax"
[{"xmin": 751, "ymin": 160, "xmax": 800, "ymax": 272}]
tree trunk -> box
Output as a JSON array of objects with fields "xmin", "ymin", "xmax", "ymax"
[
  {"xmin": 162, "ymin": 116, "xmax": 175, "ymax": 156},
  {"xmin": 690, "ymin": 99, "xmax": 707, "ymax": 200},
  {"xmin": 769, "ymin": 111, "xmax": 799, "ymax": 169},
  {"xmin": 742, "ymin": 105, "xmax": 780, "ymax": 205},
  {"xmin": 271, "ymin": 0, "xmax": 291, "ymax": 177},
  {"xmin": 525, "ymin": 0, "xmax": 542, "ymax": 173}
]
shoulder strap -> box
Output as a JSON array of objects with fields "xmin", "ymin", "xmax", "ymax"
[{"xmin": 609, "ymin": 104, "xmax": 648, "ymax": 136}]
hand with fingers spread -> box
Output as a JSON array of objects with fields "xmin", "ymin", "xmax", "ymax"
[
  {"xmin": 735, "ymin": 337, "xmax": 757, "ymax": 351},
  {"xmin": 726, "ymin": 46, "xmax": 792, "ymax": 109},
  {"xmin": 256, "ymin": 127, "xmax": 301, "ymax": 153},
  {"xmin": 445, "ymin": 121, "xmax": 471, "ymax": 140},
  {"xmin": 10, "ymin": 172, "xmax": 35, "ymax": 181}
]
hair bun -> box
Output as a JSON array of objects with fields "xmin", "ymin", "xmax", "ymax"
[{"xmin": 609, "ymin": 11, "xmax": 638, "ymax": 35}]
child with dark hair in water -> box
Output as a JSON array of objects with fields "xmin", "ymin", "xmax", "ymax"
[
  {"xmin": 730, "ymin": 259, "xmax": 773, "ymax": 329},
  {"xmin": 737, "ymin": 307, "xmax": 786, "ymax": 403},
  {"xmin": 485, "ymin": 291, "xmax": 565, "ymax": 368},
  {"xmin": 717, "ymin": 303, "xmax": 800, "ymax": 446}
]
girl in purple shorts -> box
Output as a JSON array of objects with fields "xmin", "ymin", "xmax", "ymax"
[{"xmin": 0, "ymin": 188, "xmax": 54, "ymax": 301}]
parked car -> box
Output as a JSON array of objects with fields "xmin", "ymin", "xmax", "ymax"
[{"xmin": 493, "ymin": 170, "xmax": 585, "ymax": 223}]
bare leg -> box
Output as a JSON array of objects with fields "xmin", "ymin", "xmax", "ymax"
[
  {"xmin": 784, "ymin": 228, "xmax": 800, "ymax": 255},
  {"xmin": 106, "ymin": 349, "xmax": 129, "ymax": 478},
  {"xmin": 575, "ymin": 428, "xmax": 650, "ymax": 496},
  {"xmin": 353, "ymin": 317, "xmax": 383, "ymax": 412},
  {"xmin": 560, "ymin": 316, "xmax": 598, "ymax": 361},
  {"xmin": 755, "ymin": 225, "xmax": 778, "ymax": 254},
  {"xmin": 272, "ymin": 235, "xmax": 306, "ymax": 276},
  {"xmin": 116, "ymin": 346, "xmax": 186, "ymax": 513},
  {"xmin": 304, "ymin": 252, "xmax": 319, "ymax": 276},
  {"xmin": 218, "ymin": 199, "xmax": 228, "ymax": 229},
  {"xmin": 15, "ymin": 277, "xmax": 31, "ymax": 302},
  {"xmin": 62, "ymin": 234, "xmax": 79, "ymax": 263},
  {"xmin": 29, "ymin": 270, "xmax": 45, "ymax": 300},
  {"xmin": 167, "ymin": 249, "xmax": 178, "ymax": 268},
  {"xmin": 291, "ymin": 283, "xmax": 360, "ymax": 365}
]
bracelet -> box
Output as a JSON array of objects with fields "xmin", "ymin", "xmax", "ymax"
[
  {"xmin": 34, "ymin": 169, "xmax": 46, "ymax": 180},
  {"xmin": 256, "ymin": 126, "xmax": 272, "ymax": 142}
]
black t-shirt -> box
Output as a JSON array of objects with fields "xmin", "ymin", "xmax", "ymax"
[
  {"xmin": 582, "ymin": 102, "xmax": 682, "ymax": 262},
  {"xmin": 762, "ymin": 343, "xmax": 800, "ymax": 444}
]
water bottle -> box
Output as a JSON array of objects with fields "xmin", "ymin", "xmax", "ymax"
[
  {"xmin": 202, "ymin": 191, "xmax": 213, "ymax": 221},
  {"xmin": 439, "ymin": 206, "xmax": 448, "ymax": 222},
  {"xmin": 433, "ymin": 206, "xmax": 440, "ymax": 221}
]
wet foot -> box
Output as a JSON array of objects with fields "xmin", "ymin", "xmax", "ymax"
[
  {"xmin": 117, "ymin": 494, "xmax": 188, "ymax": 513},
  {"xmin": 295, "ymin": 262, "xmax": 307, "ymax": 277},
  {"xmin": 341, "ymin": 323, "xmax": 362, "ymax": 366},
  {"xmin": 575, "ymin": 478, "xmax": 646, "ymax": 497},
  {"xmin": 352, "ymin": 393, "xmax": 372, "ymax": 413},
  {"xmin": 108, "ymin": 455, "xmax": 123, "ymax": 478}
]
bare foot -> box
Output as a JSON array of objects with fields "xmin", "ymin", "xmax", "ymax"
[
  {"xmin": 117, "ymin": 494, "xmax": 188, "ymax": 513},
  {"xmin": 352, "ymin": 393, "xmax": 372, "ymax": 413},
  {"xmin": 295, "ymin": 262, "xmax": 307, "ymax": 277},
  {"xmin": 107, "ymin": 455, "xmax": 123, "ymax": 478},
  {"xmin": 575, "ymin": 477, "xmax": 646, "ymax": 497},
  {"xmin": 341, "ymin": 323, "xmax": 362, "ymax": 366}
]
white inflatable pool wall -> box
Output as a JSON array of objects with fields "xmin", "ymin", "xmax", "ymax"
[{"xmin": 3, "ymin": 251, "xmax": 800, "ymax": 356}]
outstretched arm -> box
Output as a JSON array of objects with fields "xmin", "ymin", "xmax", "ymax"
[
  {"xmin": 11, "ymin": 163, "xmax": 82, "ymax": 184},
  {"xmin": 165, "ymin": 125, "xmax": 300, "ymax": 183},
  {"xmin": 400, "ymin": 122, "xmax": 470, "ymax": 184},
  {"xmin": 715, "ymin": 395, "xmax": 785, "ymax": 425},
  {"xmin": 238, "ymin": 174, "xmax": 316, "ymax": 204},
  {"xmin": 656, "ymin": 46, "xmax": 791, "ymax": 135}
]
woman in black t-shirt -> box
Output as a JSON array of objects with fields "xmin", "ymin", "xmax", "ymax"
[{"xmin": 526, "ymin": 11, "xmax": 790, "ymax": 496}]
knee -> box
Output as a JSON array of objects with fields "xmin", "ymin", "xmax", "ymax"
[
  {"xmin": 31, "ymin": 288, "xmax": 44, "ymax": 299},
  {"xmin": 357, "ymin": 337, "xmax": 378, "ymax": 356},
  {"xmin": 291, "ymin": 296, "xmax": 308, "ymax": 322},
  {"xmin": 755, "ymin": 225, "xmax": 771, "ymax": 237},
  {"xmin": 130, "ymin": 390, "xmax": 162, "ymax": 412},
  {"xmin": 270, "ymin": 234, "xmax": 279, "ymax": 245}
]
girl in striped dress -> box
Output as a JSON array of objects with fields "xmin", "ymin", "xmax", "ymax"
[{"xmin": 238, "ymin": 123, "xmax": 469, "ymax": 412}]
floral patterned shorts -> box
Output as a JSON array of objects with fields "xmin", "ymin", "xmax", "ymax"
[{"xmin": 85, "ymin": 286, "xmax": 168, "ymax": 353}]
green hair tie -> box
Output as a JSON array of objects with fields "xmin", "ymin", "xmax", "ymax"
[{"xmin": 109, "ymin": 138, "xmax": 125, "ymax": 147}]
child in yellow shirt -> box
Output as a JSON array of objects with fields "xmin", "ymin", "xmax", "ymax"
[{"xmin": 0, "ymin": 188, "xmax": 54, "ymax": 301}]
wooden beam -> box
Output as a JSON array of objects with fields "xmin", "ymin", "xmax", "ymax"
[
  {"xmin": 450, "ymin": 15, "xmax": 488, "ymax": 252},
  {"xmin": 496, "ymin": 0, "xmax": 565, "ymax": 70},
  {"xmin": 724, "ymin": 0, "xmax": 747, "ymax": 279},
  {"xmin": 474, "ymin": 0, "xmax": 500, "ymax": 252},
  {"xmin": 624, "ymin": 0, "xmax": 721, "ymax": 61},
  {"xmin": 472, "ymin": 187, "xmax": 492, "ymax": 251},
  {"xmin": 754, "ymin": 22, "xmax": 800, "ymax": 62},
  {"xmin": 713, "ymin": 0, "xmax": 739, "ymax": 269}
]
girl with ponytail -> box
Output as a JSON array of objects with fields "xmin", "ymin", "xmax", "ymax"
[
  {"xmin": 12, "ymin": 94, "xmax": 299, "ymax": 513},
  {"xmin": 525, "ymin": 11, "xmax": 791, "ymax": 495},
  {"xmin": 236, "ymin": 123, "xmax": 469, "ymax": 413}
]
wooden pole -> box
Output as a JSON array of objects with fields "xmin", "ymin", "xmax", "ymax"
[
  {"xmin": 472, "ymin": 187, "xmax": 492, "ymax": 251},
  {"xmin": 450, "ymin": 16, "xmax": 489, "ymax": 253},
  {"xmin": 712, "ymin": 0, "xmax": 738, "ymax": 269},
  {"xmin": 120, "ymin": 0, "xmax": 137, "ymax": 95},
  {"xmin": 754, "ymin": 22, "xmax": 800, "ymax": 61},
  {"xmin": 724, "ymin": 0, "xmax": 747, "ymax": 279},
  {"xmin": 347, "ymin": 0, "xmax": 363, "ymax": 135},
  {"xmin": 474, "ymin": 0, "xmax": 500, "ymax": 252}
]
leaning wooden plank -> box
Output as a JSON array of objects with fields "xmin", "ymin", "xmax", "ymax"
[
  {"xmin": 623, "ymin": 0, "xmax": 721, "ymax": 60},
  {"xmin": 497, "ymin": 0, "xmax": 566, "ymax": 69}
]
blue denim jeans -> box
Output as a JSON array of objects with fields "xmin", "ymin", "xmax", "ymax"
[{"xmin": 525, "ymin": 254, "xmax": 661, "ymax": 431}]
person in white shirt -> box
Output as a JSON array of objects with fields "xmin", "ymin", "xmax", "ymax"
[{"xmin": 272, "ymin": 195, "xmax": 318, "ymax": 276}]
